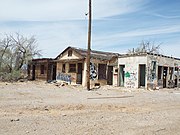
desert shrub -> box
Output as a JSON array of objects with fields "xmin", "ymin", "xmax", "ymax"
[{"xmin": 0, "ymin": 70, "xmax": 21, "ymax": 82}]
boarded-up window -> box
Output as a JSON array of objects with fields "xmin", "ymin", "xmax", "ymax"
[
  {"xmin": 68, "ymin": 50, "xmax": 72, "ymax": 57},
  {"xmin": 62, "ymin": 64, "xmax": 66, "ymax": 73},
  {"xmin": 69, "ymin": 64, "xmax": 76, "ymax": 73},
  {"xmin": 98, "ymin": 64, "xmax": 107, "ymax": 80},
  {"xmin": 40, "ymin": 65, "xmax": 45, "ymax": 74}
]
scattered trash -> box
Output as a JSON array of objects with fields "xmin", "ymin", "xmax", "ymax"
[
  {"xmin": 62, "ymin": 114, "xmax": 67, "ymax": 117},
  {"xmin": 10, "ymin": 118, "xmax": 20, "ymax": 122},
  {"xmin": 44, "ymin": 108, "xmax": 49, "ymax": 111}
]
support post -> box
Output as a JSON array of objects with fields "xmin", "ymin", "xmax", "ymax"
[{"xmin": 86, "ymin": 0, "xmax": 92, "ymax": 90}]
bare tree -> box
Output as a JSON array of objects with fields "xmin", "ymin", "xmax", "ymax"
[
  {"xmin": 0, "ymin": 34, "xmax": 13, "ymax": 70},
  {"xmin": 10, "ymin": 33, "xmax": 41, "ymax": 70},
  {"xmin": 0, "ymin": 33, "xmax": 41, "ymax": 81},
  {"xmin": 128, "ymin": 40, "xmax": 162, "ymax": 54}
]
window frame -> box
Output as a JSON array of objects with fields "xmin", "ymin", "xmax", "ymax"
[
  {"xmin": 69, "ymin": 63, "xmax": 76, "ymax": 73},
  {"xmin": 98, "ymin": 64, "xmax": 107, "ymax": 80},
  {"xmin": 68, "ymin": 50, "xmax": 72, "ymax": 57},
  {"xmin": 62, "ymin": 64, "xmax": 66, "ymax": 73},
  {"xmin": 40, "ymin": 65, "xmax": 45, "ymax": 74}
]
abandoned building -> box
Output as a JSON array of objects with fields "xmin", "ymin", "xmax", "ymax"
[
  {"xmin": 55, "ymin": 46, "xmax": 120, "ymax": 87},
  {"xmin": 28, "ymin": 58, "xmax": 57, "ymax": 81},
  {"xmin": 28, "ymin": 46, "xmax": 180, "ymax": 90},
  {"xmin": 117, "ymin": 52, "xmax": 180, "ymax": 90}
]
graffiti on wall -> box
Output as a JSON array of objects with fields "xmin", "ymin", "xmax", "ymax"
[
  {"xmin": 90, "ymin": 62, "xmax": 97, "ymax": 80},
  {"xmin": 147, "ymin": 61, "xmax": 157, "ymax": 82},
  {"xmin": 56, "ymin": 73, "xmax": 71, "ymax": 83},
  {"xmin": 126, "ymin": 81, "xmax": 135, "ymax": 88},
  {"xmin": 125, "ymin": 71, "xmax": 137, "ymax": 88},
  {"xmin": 125, "ymin": 72, "xmax": 137, "ymax": 81}
]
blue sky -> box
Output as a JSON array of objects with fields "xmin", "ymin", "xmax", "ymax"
[{"xmin": 0, "ymin": 0, "xmax": 180, "ymax": 58}]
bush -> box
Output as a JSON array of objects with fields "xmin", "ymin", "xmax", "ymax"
[{"xmin": 0, "ymin": 70, "xmax": 21, "ymax": 82}]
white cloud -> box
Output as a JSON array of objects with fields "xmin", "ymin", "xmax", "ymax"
[
  {"xmin": 100, "ymin": 24, "xmax": 180, "ymax": 39},
  {"xmin": 0, "ymin": 21, "xmax": 88, "ymax": 57},
  {"xmin": 0, "ymin": 0, "xmax": 145, "ymax": 21},
  {"xmin": 150, "ymin": 13, "xmax": 180, "ymax": 19},
  {"xmin": 0, "ymin": 0, "xmax": 179, "ymax": 58}
]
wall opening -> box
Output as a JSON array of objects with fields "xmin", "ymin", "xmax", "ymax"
[
  {"xmin": 69, "ymin": 64, "xmax": 76, "ymax": 73},
  {"xmin": 98, "ymin": 64, "xmax": 107, "ymax": 80},
  {"xmin": 107, "ymin": 66, "xmax": 113, "ymax": 85},
  {"xmin": 32, "ymin": 65, "xmax": 36, "ymax": 80},
  {"xmin": 77, "ymin": 63, "xmax": 82, "ymax": 84},
  {"xmin": 52, "ymin": 65, "xmax": 57, "ymax": 80},
  {"xmin": 163, "ymin": 67, "xmax": 168, "ymax": 88},
  {"xmin": 62, "ymin": 64, "xmax": 66, "ymax": 73},
  {"xmin": 139, "ymin": 64, "xmax": 146, "ymax": 87},
  {"xmin": 119, "ymin": 65, "xmax": 125, "ymax": 86},
  {"xmin": 40, "ymin": 65, "xmax": 45, "ymax": 74}
]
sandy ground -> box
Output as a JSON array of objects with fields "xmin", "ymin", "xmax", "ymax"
[{"xmin": 0, "ymin": 81, "xmax": 180, "ymax": 135}]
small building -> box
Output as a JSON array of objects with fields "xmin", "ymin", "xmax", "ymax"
[
  {"xmin": 55, "ymin": 46, "xmax": 120, "ymax": 87},
  {"xmin": 28, "ymin": 58, "xmax": 57, "ymax": 81},
  {"xmin": 117, "ymin": 52, "xmax": 180, "ymax": 90}
]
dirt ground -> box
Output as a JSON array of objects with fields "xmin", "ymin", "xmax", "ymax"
[{"xmin": 0, "ymin": 81, "xmax": 180, "ymax": 135}]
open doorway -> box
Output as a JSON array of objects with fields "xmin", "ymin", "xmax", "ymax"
[
  {"xmin": 119, "ymin": 65, "xmax": 125, "ymax": 86},
  {"xmin": 139, "ymin": 64, "xmax": 146, "ymax": 87},
  {"xmin": 163, "ymin": 67, "xmax": 168, "ymax": 88},
  {"xmin": 52, "ymin": 65, "xmax": 57, "ymax": 80},
  {"xmin": 32, "ymin": 65, "xmax": 36, "ymax": 80},
  {"xmin": 107, "ymin": 66, "xmax": 113, "ymax": 85},
  {"xmin": 77, "ymin": 63, "xmax": 82, "ymax": 84}
]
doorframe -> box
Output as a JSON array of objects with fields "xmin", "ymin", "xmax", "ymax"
[
  {"xmin": 76, "ymin": 63, "xmax": 83, "ymax": 84},
  {"xmin": 138, "ymin": 64, "xmax": 146, "ymax": 88},
  {"xmin": 163, "ymin": 66, "xmax": 168, "ymax": 88},
  {"xmin": 119, "ymin": 65, "xmax": 125, "ymax": 87},
  {"xmin": 32, "ymin": 65, "xmax": 36, "ymax": 80},
  {"xmin": 107, "ymin": 66, "xmax": 113, "ymax": 85}
]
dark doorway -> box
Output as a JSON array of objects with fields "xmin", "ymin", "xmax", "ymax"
[
  {"xmin": 77, "ymin": 63, "xmax": 82, "ymax": 84},
  {"xmin": 158, "ymin": 66, "xmax": 162, "ymax": 80},
  {"xmin": 32, "ymin": 65, "xmax": 36, "ymax": 80},
  {"xmin": 52, "ymin": 65, "xmax": 57, "ymax": 80},
  {"xmin": 163, "ymin": 67, "xmax": 168, "ymax": 88},
  {"xmin": 139, "ymin": 64, "xmax": 146, "ymax": 87},
  {"xmin": 107, "ymin": 66, "xmax": 113, "ymax": 85},
  {"xmin": 119, "ymin": 65, "xmax": 125, "ymax": 86}
]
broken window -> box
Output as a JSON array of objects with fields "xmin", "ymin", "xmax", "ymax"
[
  {"xmin": 69, "ymin": 64, "xmax": 76, "ymax": 73},
  {"xmin": 62, "ymin": 64, "xmax": 66, "ymax": 73},
  {"xmin": 40, "ymin": 65, "xmax": 45, "ymax": 74},
  {"xmin": 98, "ymin": 64, "xmax": 107, "ymax": 80},
  {"xmin": 68, "ymin": 50, "xmax": 72, "ymax": 57}
]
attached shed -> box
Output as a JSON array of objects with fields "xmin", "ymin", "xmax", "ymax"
[
  {"xmin": 118, "ymin": 53, "xmax": 180, "ymax": 90},
  {"xmin": 55, "ymin": 46, "xmax": 120, "ymax": 87},
  {"xmin": 28, "ymin": 58, "xmax": 57, "ymax": 81}
]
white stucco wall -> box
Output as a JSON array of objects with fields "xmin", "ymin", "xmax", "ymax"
[
  {"xmin": 118, "ymin": 54, "xmax": 180, "ymax": 89},
  {"xmin": 118, "ymin": 55, "xmax": 147, "ymax": 88}
]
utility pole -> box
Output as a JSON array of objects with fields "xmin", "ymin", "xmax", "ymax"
[{"xmin": 86, "ymin": 0, "xmax": 92, "ymax": 90}]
